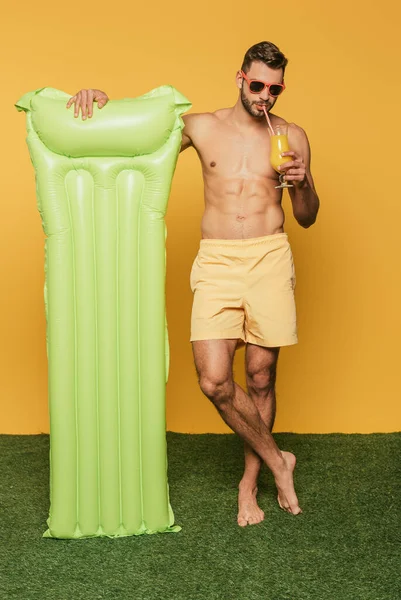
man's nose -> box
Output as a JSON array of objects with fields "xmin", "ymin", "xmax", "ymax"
[{"xmin": 259, "ymin": 87, "xmax": 270, "ymax": 102}]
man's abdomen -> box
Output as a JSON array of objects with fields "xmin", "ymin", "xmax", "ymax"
[{"xmin": 200, "ymin": 203, "xmax": 285, "ymax": 240}]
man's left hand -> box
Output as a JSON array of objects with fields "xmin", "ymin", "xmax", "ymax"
[{"xmin": 277, "ymin": 151, "xmax": 307, "ymax": 187}]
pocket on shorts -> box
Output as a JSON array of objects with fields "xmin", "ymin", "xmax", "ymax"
[
  {"xmin": 189, "ymin": 255, "xmax": 198, "ymax": 292},
  {"xmin": 290, "ymin": 250, "xmax": 296, "ymax": 290}
]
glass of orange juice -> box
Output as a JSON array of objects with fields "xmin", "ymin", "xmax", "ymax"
[{"xmin": 270, "ymin": 124, "xmax": 293, "ymax": 189}]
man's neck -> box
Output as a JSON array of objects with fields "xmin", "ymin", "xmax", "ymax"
[{"xmin": 229, "ymin": 98, "xmax": 268, "ymax": 131}]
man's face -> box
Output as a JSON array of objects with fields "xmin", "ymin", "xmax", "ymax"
[{"xmin": 239, "ymin": 61, "xmax": 284, "ymax": 119}]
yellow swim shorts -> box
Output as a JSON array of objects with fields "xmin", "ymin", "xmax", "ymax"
[{"xmin": 189, "ymin": 232, "xmax": 298, "ymax": 348}]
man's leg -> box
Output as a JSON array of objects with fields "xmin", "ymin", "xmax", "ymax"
[
  {"xmin": 191, "ymin": 339, "xmax": 302, "ymax": 517},
  {"xmin": 237, "ymin": 343, "xmax": 279, "ymax": 526}
]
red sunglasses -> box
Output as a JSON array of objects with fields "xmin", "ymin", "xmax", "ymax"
[{"xmin": 240, "ymin": 70, "xmax": 286, "ymax": 97}]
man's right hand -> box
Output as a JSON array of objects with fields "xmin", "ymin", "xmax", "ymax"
[{"xmin": 66, "ymin": 89, "xmax": 109, "ymax": 120}]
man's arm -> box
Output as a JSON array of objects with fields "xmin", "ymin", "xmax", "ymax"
[
  {"xmin": 279, "ymin": 125, "xmax": 320, "ymax": 228},
  {"xmin": 180, "ymin": 114, "xmax": 195, "ymax": 153}
]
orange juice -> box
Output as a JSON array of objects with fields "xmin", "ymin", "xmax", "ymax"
[{"xmin": 270, "ymin": 134, "xmax": 292, "ymax": 173}]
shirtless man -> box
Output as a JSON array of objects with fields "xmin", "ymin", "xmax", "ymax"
[{"xmin": 66, "ymin": 40, "xmax": 320, "ymax": 526}]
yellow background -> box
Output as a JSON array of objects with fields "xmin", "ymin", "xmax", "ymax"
[{"xmin": 1, "ymin": 0, "xmax": 400, "ymax": 434}]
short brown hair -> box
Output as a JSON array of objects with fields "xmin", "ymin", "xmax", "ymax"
[{"xmin": 241, "ymin": 41, "xmax": 288, "ymax": 76}]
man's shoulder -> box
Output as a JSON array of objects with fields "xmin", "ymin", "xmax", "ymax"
[
  {"xmin": 182, "ymin": 110, "xmax": 224, "ymax": 129},
  {"xmin": 287, "ymin": 121, "xmax": 307, "ymax": 138},
  {"xmin": 270, "ymin": 113, "xmax": 306, "ymax": 136},
  {"xmin": 182, "ymin": 111, "xmax": 222, "ymax": 142}
]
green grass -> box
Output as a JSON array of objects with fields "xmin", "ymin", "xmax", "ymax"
[{"xmin": 1, "ymin": 432, "xmax": 400, "ymax": 600}]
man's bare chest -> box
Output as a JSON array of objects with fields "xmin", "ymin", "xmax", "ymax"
[{"xmin": 193, "ymin": 126, "xmax": 277, "ymax": 180}]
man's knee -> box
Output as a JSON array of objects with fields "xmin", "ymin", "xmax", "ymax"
[
  {"xmin": 245, "ymin": 345, "xmax": 279, "ymax": 395},
  {"xmin": 246, "ymin": 365, "xmax": 277, "ymax": 395},
  {"xmin": 199, "ymin": 375, "xmax": 234, "ymax": 407}
]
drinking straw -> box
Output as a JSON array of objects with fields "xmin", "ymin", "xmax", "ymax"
[{"xmin": 262, "ymin": 106, "xmax": 275, "ymax": 136}]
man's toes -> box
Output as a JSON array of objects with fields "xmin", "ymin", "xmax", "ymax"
[
  {"xmin": 247, "ymin": 512, "xmax": 264, "ymax": 525},
  {"xmin": 237, "ymin": 517, "xmax": 248, "ymax": 527},
  {"xmin": 277, "ymin": 496, "xmax": 290, "ymax": 512}
]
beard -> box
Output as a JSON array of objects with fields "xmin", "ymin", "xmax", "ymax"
[{"xmin": 240, "ymin": 85, "xmax": 276, "ymax": 119}]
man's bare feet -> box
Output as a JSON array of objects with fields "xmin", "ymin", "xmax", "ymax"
[
  {"xmin": 237, "ymin": 484, "xmax": 265, "ymax": 527},
  {"xmin": 275, "ymin": 450, "xmax": 302, "ymax": 515}
]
